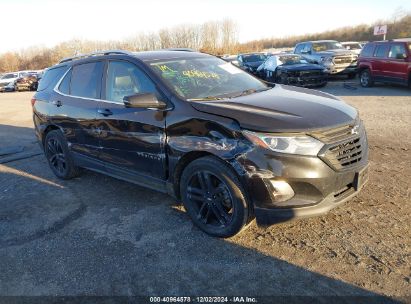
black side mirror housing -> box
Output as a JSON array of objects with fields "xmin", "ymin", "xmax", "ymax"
[{"xmin": 123, "ymin": 93, "xmax": 167, "ymax": 109}]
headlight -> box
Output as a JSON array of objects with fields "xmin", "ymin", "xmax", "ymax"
[
  {"xmin": 243, "ymin": 131, "xmax": 324, "ymax": 156},
  {"xmin": 320, "ymin": 57, "xmax": 333, "ymax": 65}
]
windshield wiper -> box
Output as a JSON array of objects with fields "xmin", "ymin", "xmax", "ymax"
[
  {"xmin": 229, "ymin": 87, "xmax": 270, "ymax": 98},
  {"xmin": 187, "ymin": 96, "xmax": 226, "ymax": 101}
]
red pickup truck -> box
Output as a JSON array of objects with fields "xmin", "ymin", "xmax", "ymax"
[{"xmin": 358, "ymin": 39, "xmax": 411, "ymax": 88}]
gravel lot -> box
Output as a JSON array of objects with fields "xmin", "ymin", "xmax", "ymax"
[{"xmin": 0, "ymin": 81, "xmax": 410, "ymax": 301}]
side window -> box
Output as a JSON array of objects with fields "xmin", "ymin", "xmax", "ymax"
[
  {"xmin": 58, "ymin": 69, "xmax": 71, "ymax": 95},
  {"xmin": 71, "ymin": 61, "xmax": 104, "ymax": 99},
  {"xmin": 388, "ymin": 44, "xmax": 406, "ymax": 59},
  {"xmin": 294, "ymin": 44, "xmax": 303, "ymax": 54},
  {"xmin": 106, "ymin": 61, "xmax": 159, "ymax": 103},
  {"xmin": 374, "ymin": 45, "xmax": 390, "ymax": 58},
  {"xmin": 37, "ymin": 66, "xmax": 68, "ymax": 91},
  {"xmin": 361, "ymin": 44, "xmax": 374, "ymax": 57}
]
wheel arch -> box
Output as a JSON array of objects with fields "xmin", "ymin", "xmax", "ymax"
[
  {"xmin": 172, "ymin": 151, "xmax": 247, "ymax": 200},
  {"xmin": 41, "ymin": 124, "xmax": 63, "ymax": 147}
]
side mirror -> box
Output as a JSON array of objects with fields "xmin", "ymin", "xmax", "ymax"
[
  {"xmin": 396, "ymin": 53, "xmax": 407, "ymax": 60},
  {"xmin": 123, "ymin": 93, "xmax": 167, "ymax": 109}
]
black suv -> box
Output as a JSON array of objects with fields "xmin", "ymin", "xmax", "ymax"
[{"xmin": 33, "ymin": 50, "xmax": 369, "ymax": 237}]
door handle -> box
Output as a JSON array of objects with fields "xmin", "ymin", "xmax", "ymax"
[
  {"xmin": 97, "ymin": 109, "xmax": 113, "ymax": 116},
  {"xmin": 51, "ymin": 100, "xmax": 62, "ymax": 107}
]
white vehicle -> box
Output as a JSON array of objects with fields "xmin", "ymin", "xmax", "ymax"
[
  {"xmin": 0, "ymin": 71, "xmax": 38, "ymax": 92},
  {"xmin": 341, "ymin": 41, "xmax": 363, "ymax": 55}
]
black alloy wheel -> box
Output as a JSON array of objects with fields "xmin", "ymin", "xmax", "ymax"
[
  {"xmin": 46, "ymin": 137, "xmax": 67, "ymax": 176},
  {"xmin": 44, "ymin": 130, "xmax": 80, "ymax": 179},
  {"xmin": 180, "ymin": 156, "xmax": 251, "ymax": 237},
  {"xmin": 186, "ymin": 170, "xmax": 234, "ymax": 228}
]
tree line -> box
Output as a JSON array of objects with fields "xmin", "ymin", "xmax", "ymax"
[{"xmin": 0, "ymin": 14, "xmax": 410, "ymax": 73}]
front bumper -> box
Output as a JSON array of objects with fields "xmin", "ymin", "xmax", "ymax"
[
  {"xmin": 238, "ymin": 132, "xmax": 369, "ymax": 226},
  {"xmin": 254, "ymin": 165, "xmax": 368, "ymax": 225},
  {"xmin": 325, "ymin": 65, "xmax": 357, "ymax": 75}
]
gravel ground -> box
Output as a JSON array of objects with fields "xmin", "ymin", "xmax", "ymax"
[{"xmin": 0, "ymin": 81, "xmax": 410, "ymax": 301}]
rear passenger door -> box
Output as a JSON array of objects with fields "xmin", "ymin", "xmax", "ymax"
[
  {"xmin": 51, "ymin": 60, "xmax": 104, "ymax": 159},
  {"xmin": 372, "ymin": 44, "xmax": 390, "ymax": 79},
  {"xmin": 384, "ymin": 43, "xmax": 408, "ymax": 84}
]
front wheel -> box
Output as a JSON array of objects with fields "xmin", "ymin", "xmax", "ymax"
[
  {"xmin": 359, "ymin": 69, "xmax": 373, "ymax": 87},
  {"xmin": 180, "ymin": 156, "xmax": 252, "ymax": 237}
]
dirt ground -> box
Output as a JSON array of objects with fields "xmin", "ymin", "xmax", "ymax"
[{"xmin": 0, "ymin": 81, "xmax": 410, "ymax": 301}]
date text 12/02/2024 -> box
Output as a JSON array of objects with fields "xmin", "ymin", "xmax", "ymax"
[{"xmin": 149, "ymin": 296, "xmax": 257, "ymax": 303}]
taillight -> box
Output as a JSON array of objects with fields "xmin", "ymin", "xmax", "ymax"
[{"xmin": 31, "ymin": 98, "xmax": 36, "ymax": 107}]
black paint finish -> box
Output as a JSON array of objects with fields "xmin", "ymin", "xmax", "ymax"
[{"xmin": 32, "ymin": 50, "xmax": 368, "ymax": 225}]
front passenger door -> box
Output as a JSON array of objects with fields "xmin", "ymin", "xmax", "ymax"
[{"xmin": 96, "ymin": 60, "xmax": 168, "ymax": 181}]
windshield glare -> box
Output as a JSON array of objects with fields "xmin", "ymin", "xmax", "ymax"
[
  {"xmin": 313, "ymin": 42, "xmax": 343, "ymax": 52},
  {"xmin": 149, "ymin": 57, "xmax": 267, "ymax": 100},
  {"xmin": 242, "ymin": 54, "xmax": 267, "ymax": 63}
]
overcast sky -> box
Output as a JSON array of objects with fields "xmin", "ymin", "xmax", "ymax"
[{"xmin": 1, "ymin": 0, "xmax": 410, "ymax": 54}]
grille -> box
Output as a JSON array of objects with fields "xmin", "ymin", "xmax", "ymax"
[
  {"xmin": 312, "ymin": 122, "xmax": 366, "ymax": 171},
  {"xmin": 326, "ymin": 137, "xmax": 363, "ymax": 170},
  {"xmin": 300, "ymin": 71, "xmax": 321, "ymax": 77},
  {"xmin": 311, "ymin": 124, "xmax": 355, "ymax": 144},
  {"xmin": 333, "ymin": 56, "xmax": 355, "ymax": 65}
]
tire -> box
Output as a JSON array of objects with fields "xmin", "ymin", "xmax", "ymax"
[
  {"xmin": 180, "ymin": 156, "xmax": 251, "ymax": 238},
  {"xmin": 359, "ymin": 69, "xmax": 373, "ymax": 87},
  {"xmin": 44, "ymin": 130, "xmax": 80, "ymax": 180}
]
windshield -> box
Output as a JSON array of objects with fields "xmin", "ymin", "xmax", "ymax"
[
  {"xmin": 278, "ymin": 55, "xmax": 307, "ymax": 65},
  {"xmin": 1, "ymin": 73, "xmax": 18, "ymax": 80},
  {"xmin": 242, "ymin": 54, "xmax": 267, "ymax": 63},
  {"xmin": 312, "ymin": 41, "xmax": 343, "ymax": 52},
  {"xmin": 149, "ymin": 57, "xmax": 267, "ymax": 100}
]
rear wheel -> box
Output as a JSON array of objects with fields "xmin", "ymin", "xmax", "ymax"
[
  {"xmin": 359, "ymin": 69, "xmax": 373, "ymax": 87},
  {"xmin": 44, "ymin": 130, "xmax": 80, "ymax": 179},
  {"xmin": 180, "ymin": 156, "xmax": 251, "ymax": 237}
]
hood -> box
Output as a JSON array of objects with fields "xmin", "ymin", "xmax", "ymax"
[
  {"xmin": 315, "ymin": 49, "xmax": 356, "ymax": 57},
  {"xmin": 278, "ymin": 63, "xmax": 324, "ymax": 71},
  {"xmin": 191, "ymin": 85, "xmax": 357, "ymax": 132},
  {"xmin": 0, "ymin": 78, "xmax": 14, "ymax": 84}
]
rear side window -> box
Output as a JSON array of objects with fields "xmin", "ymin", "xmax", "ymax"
[
  {"xmin": 70, "ymin": 62, "xmax": 104, "ymax": 99},
  {"xmin": 361, "ymin": 44, "xmax": 374, "ymax": 57},
  {"xmin": 37, "ymin": 66, "xmax": 68, "ymax": 91},
  {"xmin": 388, "ymin": 44, "xmax": 406, "ymax": 59},
  {"xmin": 58, "ymin": 69, "xmax": 71, "ymax": 94},
  {"xmin": 374, "ymin": 45, "xmax": 390, "ymax": 58}
]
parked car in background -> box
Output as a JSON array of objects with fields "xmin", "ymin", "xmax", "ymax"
[
  {"xmin": 221, "ymin": 55, "xmax": 239, "ymax": 66},
  {"xmin": 257, "ymin": 54, "xmax": 327, "ymax": 87},
  {"xmin": 294, "ymin": 40, "xmax": 358, "ymax": 78},
  {"xmin": 358, "ymin": 39, "xmax": 411, "ymax": 88},
  {"xmin": 237, "ymin": 53, "xmax": 268, "ymax": 74},
  {"xmin": 32, "ymin": 49, "xmax": 368, "ymax": 237},
  {"xmin": 341, "ymin": 41, "xmax": 363, "ymax": 55},
  {"xmin": 0, "ymin": 72, "xmax": 19, "ymax": 92},
  {"xmin": 0, "ymin": 71, "xmax": 39, "ymax": 92},
  {"xmin": 15, "ymin": 72, "xmax": 40, "ymax": 91}
]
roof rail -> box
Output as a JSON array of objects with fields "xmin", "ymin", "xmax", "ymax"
[{"xmin": 59, "ymin": 50, "xmax": 134, "ymax": 64}]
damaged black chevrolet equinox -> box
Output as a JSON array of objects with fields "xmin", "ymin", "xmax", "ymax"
[{"xmin": 32, "ymin": 50, "xmax": 369, "ymax": 237}]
